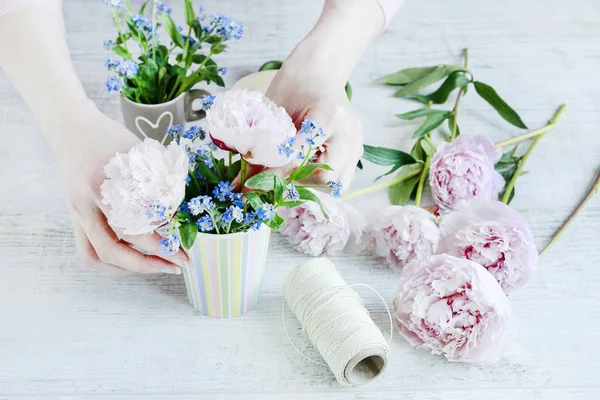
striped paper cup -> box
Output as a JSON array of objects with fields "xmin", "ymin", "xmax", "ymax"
[{"xmin": 182, "ymin": 225, "xmax": 271, "ymax": 318}]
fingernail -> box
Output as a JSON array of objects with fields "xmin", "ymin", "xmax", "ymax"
[{"xmin": 162, "ymin": 266, "xmax": 182, "ymax": 275}]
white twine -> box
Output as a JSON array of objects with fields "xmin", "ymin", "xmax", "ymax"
[{"xmin": 283, "ymin": 258, "xmax": 393, "ymax": 387}]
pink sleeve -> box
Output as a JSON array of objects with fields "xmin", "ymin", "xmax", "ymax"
[
  {"xmin": 0, "ymin": 0, "xmax": 62, "ymax": 20},
  {"xmin": 376, "ymin": 0, "xmax": 406, "ymax": 28}
]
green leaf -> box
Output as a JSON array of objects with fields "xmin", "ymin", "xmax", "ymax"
[
  {"xmin": 362, "ymin": 145, "xmax": 416, "ymax": 167},
  {"xmin": 296, "ymin": 187, "xmax": 329, "ymax": 219},
  {"xmin": 446, "ymin": 118, "xmax": 461, "ymax": 139},
  {"xmin": 184, "ymin": 0, "xmax": 195, "ymax": 25},
  {"xmin": 258, "ymin": 60, "xmax": 283, "ymax": 71},
  {"xmin": 495, "ymin": 149, "xmax": 522, "ymax": 204},
  {"xmin": 244, "ymin": 171, "xmax": 280, "ymax": 191},
  {"xmin": 374, "ymin": 66, "xmax": 437, "ymax": 85},
  {"xmin": 192, "ymin": 54, "xmax": 216, "ymax": 67},
  {"xmin": 410, "ymin": 140, "xmax": 425, "ymax": 162},
  {"xmin": 289, "ymin": 163, "xmax": 334, "ymax": 182},
  {"xmin": 396, "ymin": 108, "xmax": 449, "ymax": 120},
  {"xmin": 191, "ymin": 19, "xmax": 203, "ymax": 39},
  {"xmin": 473, "ymin": 81, "xmax": 528, "ymax": 129},
  {"xmin": 225, "ymin": 160, "xmax": 242, "ymax": 182},
  {"xmin": 210, "ymin": 43, "xmax": 227, "ymax": 54},
  {"xmin": 139, "ymin": 0, "xmax": 150, "ymax": 15},
  {"xmin": 197, "ymin": 162, "xmax": 220, "ymax": 184},
  {"xmin": 389, "ymin": 163, "xmax": 423, "ymax": 205},
  {"xmin": 420, "ymin": 137, "xmax": 437, "ymax": 157},
  {"xmin": 345, "ymin": 82, "xmax": 353, "ymax": 101},
  {"xmin": 393, "ymin": 65, "xmax": 465, "ymax": 98},
  {"xmin": 179, "ymin": 222, "xmax": 198, "ymax": 250},
  {"xmin": 264, "ymin": 213, "xmax": 285, "ymax": 230},
  {"xmin": 162, "ymin": 13, "xmax": 185, "ymax": 48},
  {"xmin": 112, "ymin": 45, "xmax": 132, "ymax": 60},
  {"xmin": 413, "ymin": 112, "xmax": 452, "ymax": 139},
  {"xmin": 244, "ymin": 192, "xmax": 264, "ymax": 210},
  {"xmin": 407, "ymin": 72, "xmax": 471, "ymax": 104}
]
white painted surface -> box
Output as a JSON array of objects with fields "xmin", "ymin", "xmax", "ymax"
[{"xmin": 1, "ymin": 0, "xmax": 599, "ymax": 398}]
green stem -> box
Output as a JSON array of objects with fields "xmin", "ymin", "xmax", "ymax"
[
  {"xmin": 343, "ymin": 166, "xmax": 424, "ymax": 201},
  {"xmin": 166, "ymin": 78, "xmax": 181, "ymax": 102},
  {"xmin": 190, "ymin": 172, "xmax": 202, "ymax": 195},
  {"xmin": 501, "ymin": 104, "xmax": 566, "ymax": 204},
  {"xmin": 240, "ymin": 159, "xmax": 248, "ymax": 189},
  {"xmin": 112, "ymin": 10, "xmax": 131, "ymax": 54},
  {"xmin": 540, "ymin": 170, "xmax": 599, "ymax": 257},
  {"xmin": 449, "ymin": 48, "xmax": 469, "ymax": 142},
  {"xmin": 208, "ymin": 211, "xmax": 220, "ymax": 234},
  {"xmin": 414, "ymin": 156, "xmax": 431, "ymax": 207},
  {"xmin": 228, "ymin": 152, "xmax": 233, "ymax": 166},
  {"xmin": 151, "ymin": 0, "xmax": 157, "ymax": 62},
  {"xmin": 495, "ymin": 120, "xmax": 562, "ymax": 148}
]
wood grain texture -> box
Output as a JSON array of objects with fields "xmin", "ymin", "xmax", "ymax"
[{"xmin": 1, "ymin": 0, "xmax": 599, "ymax": 398}]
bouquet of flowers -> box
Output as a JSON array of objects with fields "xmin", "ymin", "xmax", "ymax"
[
  {"xmin": 100, "ymin": 89, "xmax": 340, "ymax": 317},
  {"xmin": 101, "ymin": 89, "xmax": 340, "ymax": 250},
  {"xmin": 102, "ymin": 0, "xmax": 241, "ymax": 104}
]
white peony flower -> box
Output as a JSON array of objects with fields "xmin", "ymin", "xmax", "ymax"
[
  {"xmin": 279, "ymin": 190, "xmax": 366, "ymax": 256},
  {"xmin": 369, "ymin": 205, "xmax": 440, "ymax": 270},
  {"xmin": 204, "ymin": 90, "xmax": 297, "ymax": 167},
  {"xmin": 101, "ymin": 138, "xmax": 188, "ymax": 235}
]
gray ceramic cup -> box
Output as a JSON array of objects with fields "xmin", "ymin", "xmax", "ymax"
[{"xmin": 120, "ymin": 89, "xmax": 210, "ymax": 145}]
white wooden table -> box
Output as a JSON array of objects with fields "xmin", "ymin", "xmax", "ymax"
[{"xmin": 1, "ymin": 0, "xmax": 599, "ymax": 398}]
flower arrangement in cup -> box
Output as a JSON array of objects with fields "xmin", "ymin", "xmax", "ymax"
[
  {"xmin": 101, "ymin": 0, "xmax": 241, "ymax": 104},
  {"xmin": 100, "ymin": 90, "xmax": 341, "ymax": 253}
]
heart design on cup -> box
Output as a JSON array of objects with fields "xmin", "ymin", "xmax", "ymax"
[{"xmin": 134, "ymin": 111, "xmax": 174, "ymax": 145}]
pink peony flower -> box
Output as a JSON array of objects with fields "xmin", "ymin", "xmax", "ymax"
[
  {"xmin": 369, "ymin": 205, "xmax": 440, "ymax": 270},
  {"xmin": 279, "ymin": 190, "xmax": 366, "ymax": 256},
  {"xmin": 101, "ymin": 138, "xmax": 188, "ymax": 235},
  {"xmin": 394, "ymin": 254, "xmax": 512, "ymax": 364},
  {"xmin": 429, "ymin": 135, "xmax": 505, "ymax": 210},
  {"xmin": 204, "ymin": 90, "xmax": 297, "ymax": 167},
  {"xmin": 438, "ymin": 200, "xmax": 538, "ymax": 294}
]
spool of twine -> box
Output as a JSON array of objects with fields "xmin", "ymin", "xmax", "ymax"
[{"xmin": 283, "ymin": 258, "xmax": 392, "ymax": 387}]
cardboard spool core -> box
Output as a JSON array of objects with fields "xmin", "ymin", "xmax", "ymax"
[{"xmin": 344, "ymin": 349, "xmax": 388, "ymax": 386}]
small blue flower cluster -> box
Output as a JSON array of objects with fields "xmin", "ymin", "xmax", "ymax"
[
  {"xmin": 118, "ymin": 60, "xmax": 139, "ymax": 78},
  {"xmin": 165, "ymin": 124, "xmax": 183, "ymax": 137},
  {"xmin": 204, "ymin": 14, "xmax": 244, "ymax": 40},
  {"xmin": 277, "ymin": 137, "xmax": 296, "ymax": 159},
  {"xmin": 277, "ymin": 118, "xmax": 327, "ymax": 162},
  {"xmin": 160, "ymin": 234, "xmax": 180, "ymax": 255},
  {"xmin": 328, "ymin": 181, "xmax": 343, "ymax": 198},
  {"xmin": 300, "ymin": 119, "xmax": 326, "ymax": 146},
  {"xmin": 156, "ymin": 1, "xmax": 172, "ymax": 15},
  {"xmin": 132, "ymin": 14, "xmax": 153, "ymax": 32},
  {"xmin": 200, "ymin": 95, "xmax": 215, "ymax": 110},
  {"xmin": 101, "ymin": 0, "xmax": 122, "ymax": 10},
  {"xmin": 104, "ymin": 58, "xmax": 120, "ymax": 70},
  {"xmin": 182, "ymin": 125, "xmax": 206, "ymax": 141},
  {"xmin": 106, "ymin": 76, "xmax": 121, "ymax": 92},
  {"xmin": 197, "ymin": 215, "xmax": 214, "ymax": 231},
  {"xmin": 188, "ymin": 195, "xmax": 216, "ymax": 216},
  {"xmin": 103, "ymin": 39, "xmax": 116, "ymax": 50},
  {"xmin": 218, "ymin": 67, "xmax": 227, "ymax": 76},
  {"xmin": 286, "ymin": 184, "xmax": 300, "ymax": 201},
  {"xmin": 222, "ymin": 205, "xmax": 244, "ymax": 224},
  {"xmin": 145, "ymin": 200, "xmax": 167, "ymax": 222},
  {"xmin": 212, "ymin": 181, "xmax": 234, "ymax": 201}
]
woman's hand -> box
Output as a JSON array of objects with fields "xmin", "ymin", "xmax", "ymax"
[
  {"xmin": 58, "ymin": 106, "xmax": 187, "ymax": 275},
  {"xmin": 265, "ymin": 65, "xmax": 364, "ymax": 190}
]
